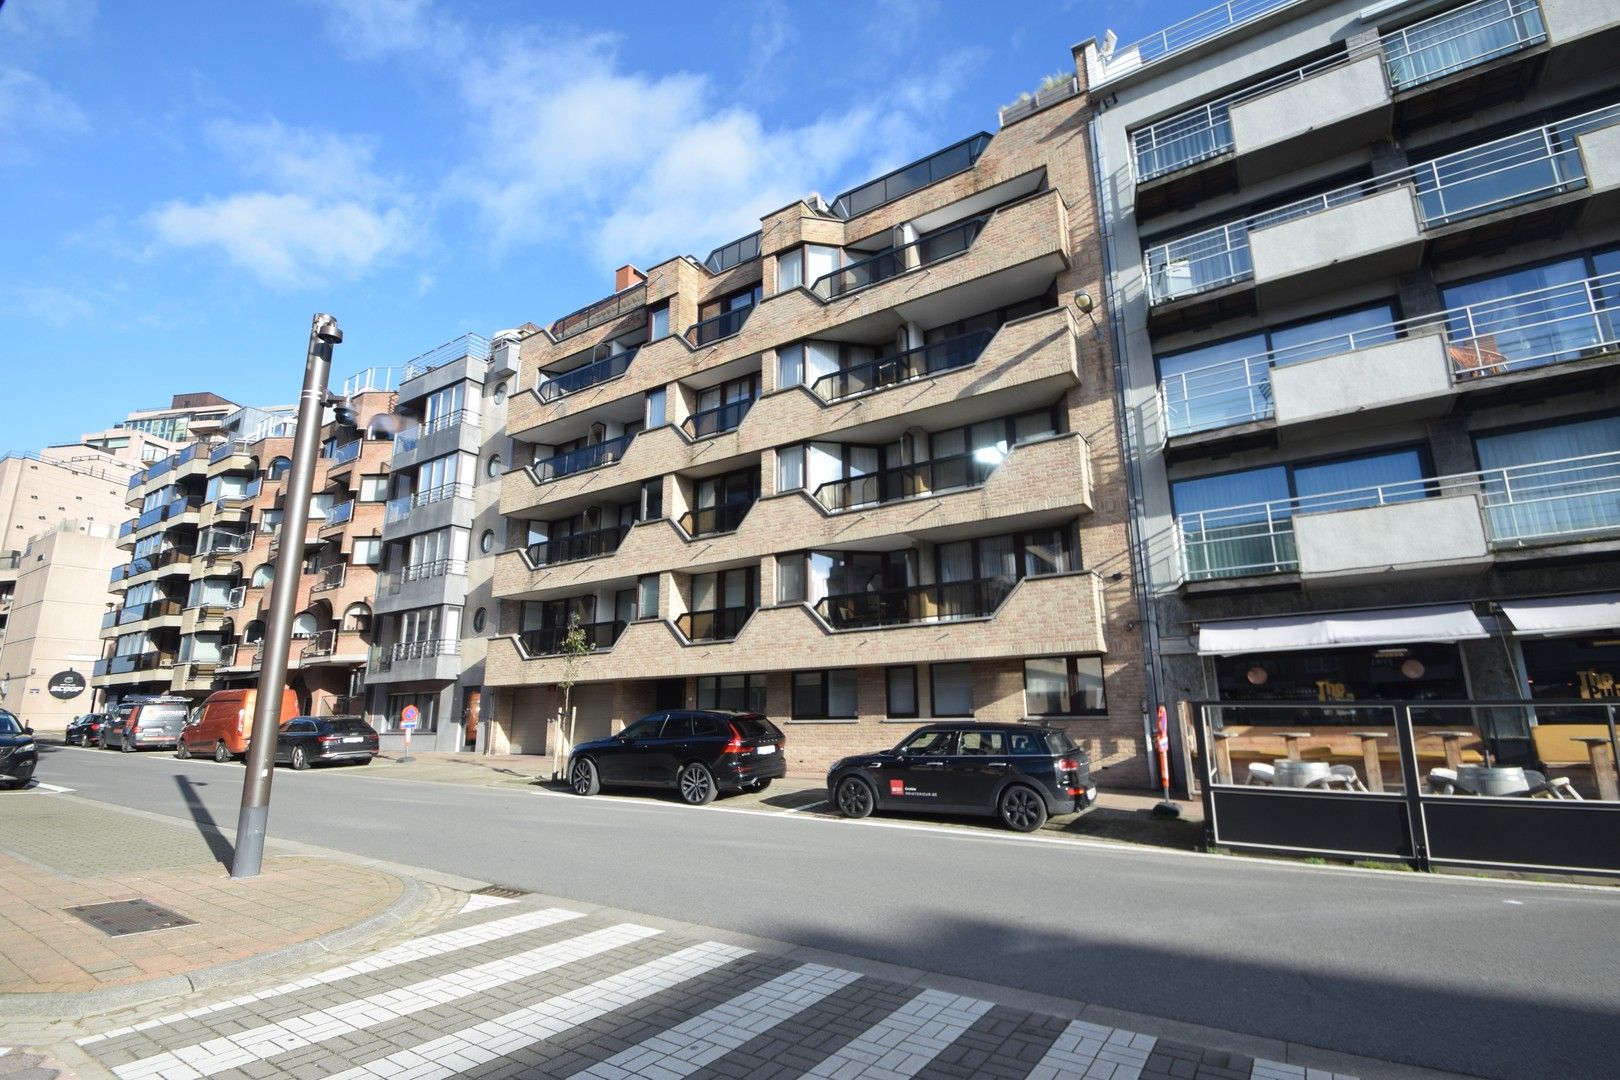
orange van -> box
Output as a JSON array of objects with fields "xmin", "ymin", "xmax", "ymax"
[{"xmin": 177, "ymin": 687, "xmax": 299, "ymax": 762}]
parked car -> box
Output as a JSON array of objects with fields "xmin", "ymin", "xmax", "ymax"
[
  {"xmin": 178, "ymin": 687, "xmax": 299, "ymax": 762},
  {"xmin": 101, "ymin": 696, "xmax": 190, "ymax": 752},
  {"xmin": 0, "ymin": 709, "xmax": 37, "ymax": 790},
  {"xmin": 827, "ymin": 722, "xmax": 1098, "ymax": 832},
  {"xmin": 65, "ymin": 713, "xmax": 107, "ymax": 746},
  {"xmin": 568, "ymin": 710, "xmax": 787, "ymax": 805},
  {"xmin": 274, "ymin": 716, "xmax": 379, "ymax": 769}
]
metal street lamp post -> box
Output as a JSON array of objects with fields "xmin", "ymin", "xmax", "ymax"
[{"xmin": 231, "ymin": 313, "xmax": 343, "ymax": 879}]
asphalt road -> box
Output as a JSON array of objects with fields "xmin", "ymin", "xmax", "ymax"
[{"xmin": 29, "ymin": 743, "xmax": 1620, "ymax": 1080}]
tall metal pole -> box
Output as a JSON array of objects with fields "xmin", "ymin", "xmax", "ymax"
[{"xmin": 232, "ymin": 313, "xmax": 342, "ymax": 878}]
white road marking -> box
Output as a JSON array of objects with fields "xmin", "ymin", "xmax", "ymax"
[
  {"xmin": 79, "ymin": 906, "xmax": 585, "ymax": 1046},
  {"xmin": 460, "ymin": 892, "xmax": 521, "ymax": 914},
  {"xmin": 109, "ymin": 923, "xmax": 660, "ymax": 1078},
  {"xmin": 798, "ymin": 987, "xmax": 993, "ymax": 1079},
  {"xmin": 1024, "ymin": 1019, "xmax": 1157, "ymax": 1080},
  {"xmin": 568, "ymin": 962, "xmax": 861, "ymax": 1080},
  {"xmin": 325, "ymin": 940, "xmax": 751, "ymax": 1080},
  {"xmin": 30, "ymin": 782, "xmax": 75, "ymax": 793}
]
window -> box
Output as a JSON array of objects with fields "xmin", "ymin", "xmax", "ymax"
[
  {"xmin": 777, "ymin": 445, "xmax": 805, "ymax": 492},
  {"xmin": 697, "ymin": 674, "xmax": 767, "ymax": 713},
  {"xmin": 352, "ymin": 536, "xmax": 381, "ymax": 565},
  {"xmin": 267, "ymin": 457, "xmax": 291, "ymax": 480},
  {"xmin": 251, "ymin": 564, "xmax": 274, "ymax": 587},
  {"xmin": 1024, "ymin": 656, "xmax": 1107, "ymax": 716},
  {"xmin": 637, "ymin": 574, "xmax": 658, "ymax": 620},
  {"xmin": 384, "ymin": 693, "xmax": 438, "ymax": 734},
  {"xmin": 1474, "ymin": 415, "xmax": 1620, "ymax": 540},
  {"xmin": 777, "ymin": 248, "xmax": 804, "ymax": 292},
  {"xmin": 959, "ymin": 729, "xmax": 1008, "ymax": 755},
  {"xmin": 642, "ymin": 477, "xmax": 664, "ymax": 520},
  {"xmin": 486, "ymin": 454, "xmax": 502, "ymax": 478},
  {"xmin": 423, "ymin": 382, "xmax": 464, "ymax": 426},
  {"xmin": 792, "ymin": 669, "xmax": 857, "ymax": 720},
  {"xmin": 359, "ymin": 475, "xmax": 388, "ymax": 502},
  {"xmin": 900, "ymin": 728, "xmax": 955, "ymax": 756},
  {"xmin": 619, "ymin": 715, "xmax": 665, "ymax": 741},
  {"xmin": 777, "ymin": 553, "xmax": 807, "ymax": 603},
  {"xmin": 886, "ymin": 666, "xmax": 918, "ymax": 718},
  {"xmin": 929, "ymin": 663, "xmax": 973, "ymax": 717},
  {"xmin": 649, "ymin": 303, "xmax": 670, "ymax": 340},
  {"xmin": 472, "ymin": 607, "xmax": 486, "ymax": 633},
  {"xmin": 777, "ymin": 345, "xmax": 804, "ymax": 389},
  {"xmin": 492, "ymin": 382, "xmax": 508, "ymax": 405},
  {"xmin": 646, "ymin": 388, "xmax": 667, "ymax": 428},
  {"xmin": 291, "ymin": 612, "xmax": 319, "ymax": 638},
  {"xmin": 479, "ymin": 529, "xmax": 495, "ymax": 554}
]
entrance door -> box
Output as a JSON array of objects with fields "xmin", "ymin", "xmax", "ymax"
[
  {"xmin": 653, "ymin": 678, "xmax": 684, "ymax": 711},
  {"xmin": 462, "ymin": 689, "xmax": 481, "ymax": 750}
]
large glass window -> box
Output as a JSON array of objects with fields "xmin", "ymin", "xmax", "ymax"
[
  {"xmin": 929, "ymin": 663, "xmax": 973, "ymax": 717},
  {"xmin": 1475, "ymin": 415, "xmax": 1620, "ymax": 542},
  {"xmin": 697, "ymin": 674, "xmax": 767, "ymax": 713},
  {"xmin": 1024, "ymin": 656, "xmax": 1107, "ymax": 717},
  {"xmin": 887, "ymin": 666, "xmax": 918, "ymax": 718},
  {"xmin": 1441, "ymin": 255, "xmax": 1596, "ymax": 374},
  {"xmin": 792, "ymin": 669, "xmax": 858, "ymax": 720}
]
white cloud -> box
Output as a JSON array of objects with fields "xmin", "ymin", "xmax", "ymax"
[
  {"xmin": 0, "ymin": 67, "xmax": 89, "ymax": 163},
  {"xmin": 3, "ymin": 283, "xmax": 96, "ymax": 328},
  {"xmin": 0, "ymin": 0, "xmax": 98, "ymax": 47}
]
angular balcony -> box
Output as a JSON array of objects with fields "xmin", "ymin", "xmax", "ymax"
[
  {"xmin": 829, "ymin": 132, "xmax": 991, "ymax": 218},
  {"xmin": 812, "ymin": 452, "xmax": 996, "ymax": 513},
  {"xmin": 320, "ymin": 501, "xmax": 355, "ymax": 530},
  {"xmin": 675, "ymin": 607, "xmax": 754, "ymax": 644},
  {"xmin": 526, "ymin": 526, "xmax": 631, "ymax": 568},
  {"xmin": 816, "ymin": 577, "xmax": 1015, "ymax": 630},
  {"xmin": 106, "ymin": 597, "xmax": 185, "ymax": 630},
  {"xmin": 812, "ymin": 330, "xmax": 993, "ymax": 403},
  {"xmin": 116, "ymin": 518, "xmax": 137, "ymax": 548},
  {"xmin": 518, "ymin": 620, "xmax": 625, "ymax": 657},
  {"xmin": 551, "ymin": 284, "xmax": 646, "ymax": 344},
  {"xmin": 310, "ymin": 562, "xmax": 347, "ymax": 593},
  {"xmin": 538, "ymin": 350, "xmax": 635, "ymax": 403},
  {"xmin": 811, "ymin": 216, "xmax": 986, "ymax": 301},
  {"xmin": 326, "ymin": 439, "xmax": 362, "ymax": 469},
  {"xmin": 299, "ymin": 628, "xmax": 369, "ymax": 665},
  {"xmin": 368, "ymin": 638, "xmax": 461, "ymax": 683},
  {"xmin": 91, "ymin": 651, "xmax": 178, "ymax": 681},
  {"xmin": 677, "ymin": 501, "xmax": 752, "ymax": 539},
  {"xmin": 393, "ymin": 408, "xmax": 480, "ymax": 468},
  {"xmin": 532, "ymin": 434, "xmax": 634, "ymax": 484},
  {"xmin": 385, "ymin": 482, "xmax": 474, "ymax": 525},
  {"xmin": 1177, "ymin": 450, "xmax": 1620, "ymax": 583},
  {"xmin": 374, "ymin": 558, "xmax": 469, "ymax": 614},
  {"xmin": 209, "ymin": 438, "xmax": 252, "ymax": 467},
  {"xmin": 682, "ymin": 398, "xmax": 754, "ymax": 440},
  {"xmin": 686, "ymin": 306, "xmax": 755, "ymax": 348}
]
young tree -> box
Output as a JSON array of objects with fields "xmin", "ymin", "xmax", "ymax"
[{"xmin": 552, "ymin": 613, "xmax": 591, "ymax": 778}]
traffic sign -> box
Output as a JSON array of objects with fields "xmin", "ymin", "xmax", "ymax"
[{"xmin": 400, "ymin": 704, "xmax": 420, "ymax": 730}]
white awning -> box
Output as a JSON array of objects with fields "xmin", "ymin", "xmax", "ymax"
[
  {"xmin": 1196, "ymin": 604, "xmax": 1488, "ymax": 656},
  {"xmin": 1499, "ymin": 594, "xmax": 1620, "ymax": 638}
]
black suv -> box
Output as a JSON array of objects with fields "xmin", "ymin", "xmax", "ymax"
[
  {"xmin": 66, "ymin": 713, "xmax": 107, "ymax": 746},
  {"xmin": 0, "ymin": 709, "xmax": 37, "ymax": 790},
  {"xmin": 569, "ymin": 710, "xmax": 787, "ymax": 805},
  {"xmin": 827, "ymin": 722, "xmax": 1097, "ymax": 832}
]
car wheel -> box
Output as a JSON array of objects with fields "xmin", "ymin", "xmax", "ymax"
[
  {"xmin": 835, "ymin": 776, "xmax": 875, "ymax": 819},
  {"xmin": 290, "ymin": 746, "xmax": 309, "ymax": 771},
  {"xmin": 570, "ymin": 757, "xmax": 600, "ymax": 796},
  {"xmin": 175, "ymin": 740, "xmax": 191, "ymax": 760},
  {"xmin": 998, "ymin": 785, "xmax": 1048, "ymax": 833},
  {"xmin": 212, "ymin": 740, "xmax": 231, "ymax": 763},
  {"xmin": 677, "ymin": 763, "xmax": 717, "ymax": 806},
  {"xmin": 120, "ymin": 737, "xmax": 134, "ymax": 753}
]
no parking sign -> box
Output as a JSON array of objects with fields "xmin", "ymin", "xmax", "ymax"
[{"xmin": 400, "ymin": 704, "xmax": 420, "ymax": 731}]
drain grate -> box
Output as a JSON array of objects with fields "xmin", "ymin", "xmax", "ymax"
[
  {"xmin": 471, "ymin": 885, "xmax": 529, "ymax": 899},
  {"xmin": 67, "ymin": 899, "xmax": 196, "ymax": 937}
]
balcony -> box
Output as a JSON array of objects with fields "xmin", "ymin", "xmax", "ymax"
[
  {"xmin": 518, "ymin": 620, "xmax": 625, "ymax": 657},
  {"xmin": 1176, "ymin": 450, "xmax": 1620, "ymax": 582},
  {"xmin": 110, "ymin": 597, "xmax": 185, "ymax": 627},
  {"xmin": 1144, "ymin": 102, "xmax": 1620, "ymax": 318},
  {"xmin": 551, "ymin": 284, "xmax": 646, "ymax": 343},
  {"xmin": 539, "ymin": 350, "xmax": 636, "ymax": 403},
  {"xmin": 532, "ymin": 435, "xmax": 634, "ymax": 484},
  {"xmin": 310, "ymin": 563, "xmax": 347, "ymax": 593},
  {"xmin": 686, "ymin": 306, "xmax": 754, "ymax": 347},
  {"xmin": 375, "ymin": 558, "xmax": 468, "ymax": 613},
  {"xmin": 320, "ymin": 501, "xmax": 355, "ymax": 530},
  {"xmin": 677, "ymin": 501, "xmax": 752, "ymax": 539},
  {"xmin": 1161, "ymin": 270, "xmax": 1620, "ymax": 439},
  {"xmin": 117, "ymin": 519, "xmax": 136, "ymax": 546},
  {"xmin": 682, "ymin": 398, "xmax": 754, "ymax": 440},
  {"xmin": 816, "ymin": 577, "xmax": 1015, "ymax": 630},
  {"xmin": 222, "ymin": 478, "xmax": 264, "ymax": 506},
  {"xmin": 394, "ymin": 408, "xmax": 479, "ymax": 459},
  {"xmin": 327, "ymin": 440, "xmax": 362, "ymax": 467},
  {"xmin": 675, "ymin": 607, "xmax": 753, "ymax": 643},
  {"xmin": 811, "ymin": 216, "xmax": 986, "ymax": 301},
  {"xmin": 92, "ymin": 651, "xmax": 177, "ymax": 679},
  {"xmin": 299, "ymin": 628, "xmax": 368, "ymax": 663},
  {"xmin": 197, "ymin": 532, "xmax": 251, "ymax": 558},
  {"xmin": 368, "ymin": 638, "xmax": 461, "ymax": 682},
  {"xmin": 813, "ymin": 452, "xmax": 995, "ymax": 513},
  {"xmin": 813, "ymin": 330, "xmax": 993, "ymax": 403},
  {"xmin": 401, "ymin": 332, "xmax": 491, "ymax": 382},
  {"xmin": 385, "ymin": 482, "xmax": 474, "ymax": 524},
  {"xmin": 525, "ymin": 526, "xmax": 630, "ymax": 568},
  {"xmin": 209, "ymin": 439, "xmax": 251, "ymax": 465}
]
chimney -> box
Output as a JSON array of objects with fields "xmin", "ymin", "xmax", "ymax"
[{"xmin": 615, "ymin": 265, "xmax": 646, "ymax": 292}]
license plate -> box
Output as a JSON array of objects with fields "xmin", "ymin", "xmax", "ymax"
[
  {"xmin": 754, "ymin": 744, "xmax": 776, "ymax": 755},
  {"xmin": 343, "ymin": 736, "xmax": 364, "ymax": 743}
]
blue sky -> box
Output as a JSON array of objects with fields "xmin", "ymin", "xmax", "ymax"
[{"xmin": 0, "ymin": 0, "xmax": 1198, "ymax": 452}]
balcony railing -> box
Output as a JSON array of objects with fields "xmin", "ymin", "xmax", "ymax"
[
  {"xmin": 210, "ymin": 439, "xmax": 251, "ymax": 464},
  {"xmin": 118, "ymin": 519, "xmax": 136, "ymax": 539},
  {"xmin": 1107, "ymin": 0, "xmax": 1292, "ymax": 77},
  {"xmin": 381, "ymin": 558, "xmax": 467, "ymax": 592},
  {"xmin": 815, "ymin": 577, "xmax": 1015, "ymax": 629},
  {"xmin": 1161, "ymin": 270, "xmax": 1620, "ymax": 437},
  {"xmin": 551, "ymin": 283, "xmax": 647, "ymax": 342},
  {"xmin": 675, "ymin": 607, "xmax": 753, "ymax": 643},
  {"xmin": 136, "ymin": 504, "xmax": 166, "ymax": 530},
  {"xmin": 164, "ymin": 493, "xmax": 204, "ymax": 521},
  {"xmin": 327, "ymin": 440, "xmax": 362, "ymax": 466},
  {"xmin": 116, "ymin": 547, "xmax": 198, "ymax": 583},
  {"xmin": 401, "ymin": 332, "xmax": 491, "ymax": 381},
  {"xmin": 311, "ymin": 563, "xmax": 347, "ymax": 592},
  {"xmin": 199, "ymin": 532, "xmax": 250, "ymax": 556},
  {"xmin": 812, "ymin": 330, "xmax": 993, "ymax": 402},
  {"xmin": 678, "ymin": 501, "xmax": 752, "ymax": 539},
  {"xmin": 687, "ymin": 306, "xmax": 755, "ymax": 347},
  {"xmin": 384, "ymin": 482, "xmax": 474, "ymax": 523},
  {"xmin": 525, "ymin": 525, "xmax": 630, "ymax": 567},
  {"xmin": 1130, "ymin": 0, "xmax": 1547, "ymax": 182},
  {"xmin": 372, "ymin": 637, "xmax": 461, "ymax": 672},
  {"xmin": 0, "ymin": 553, "xmax": 20, "ymax": 571},
  {"xmin": 1177, "ymin": 449, "xmax": 1620, "ymax": 579},
  {"xmin": 537, "ymin": 350, "xmax": 635, "ymax": 402},
  {"xmin": 394, "ymin": 408, "xmax": 479, "ymax": 455},
  {"xmin": 1144, "ymin": 102, "xmax": 1620, "ymax": 304},
  {"xmin": 812, "ymin": 452, "xmax": 993, "ymax": 513},
  {"xmin": 682, "ymin": 397, "xmax": 754, "ymax": 439},
  {"xmin": 300, "ymin": 629, "xmax": 338, "ymax": 659},
  {"xmin": 114, "ymin": 597, "xmax": 184, "ymax": 626},
  {"xmin": 321, "ymin": 501, "xmax": 355, "ymax": 528},
  {"xmin": 810, "ymin": 216, "xmax": 987, "ymax": 301},
  {"xmin": 532, "ymin": 434, "xmax": 634, "ymax": 484},
  {"xmin": 830, "ymin": 132, "xmax": 992, "ymax": 218},
  {"xmin": 519, "ymin": 620, "xmax": 625, "ymax": 657},
  {"xmin": 93, "ymin": 651, "xmax": 177, "ymax": 677}
]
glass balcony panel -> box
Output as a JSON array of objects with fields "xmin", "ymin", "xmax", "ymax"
[
  {"xmin": 526, "ymin": 525, "xmax": 630, "ymax": 566},
  {"xmin": 533, "ymin": 434, "xmax": 634, "ymax": 483},
  {"xmin": 811, "ymin": 217, "xmax": 987, "ymax": 301},
  {"xmin": 683, "ymin": 397, "xmax": 754, "ymax": 439},
  {"xmin": 519, "ymin": 620, "xmax": 624, "ymax": 656},
  {"xmin": 813, "ymin": 329, "xmax": 992, "ymax": 402},
  {"xmin": 677, "ymin": 607, "xmax": 753, "ymax": 643},
  {"xmin": 538, "ymin": 350, "xmax": 636, "ymax": 402}
]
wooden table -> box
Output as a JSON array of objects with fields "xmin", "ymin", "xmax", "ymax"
[
  {"xmin": 1348, "ymin": 731, "xmax": 1390, "ymax": 792},
  {"xmin": 1431, "ymin": 731, "xmax": 1476, "ymax": 770},
  {"xmin": 1211, "ymin": 731, "xmax": 1236, "ymax": 785},
  {"xmin": 1276, "ymin": 732, "xmax": 1313, "ymax": 761},
  {"xmin": 1570, "ymin": 736, "xmax": 1620, "ymax": 801}
]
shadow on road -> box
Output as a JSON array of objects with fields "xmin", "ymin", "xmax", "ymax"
[{"xmin": 174, "ymin": 774, "xmax": 234, "ymax": 868}]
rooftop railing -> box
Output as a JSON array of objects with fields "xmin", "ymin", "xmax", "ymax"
[
  {"xmin": 815, "ymin": 576, "xmax": 1014, "ymax": 629},
  {"xmin": 552, "ymin": 283, "xmax": 648, "ymax": 342},
  {"xmin": 519, "ymin": 620, "xmax": 624, "ymax": 657},
  {"xmin": 1160, "ymin": 270, "xmax": 1620, "ymax": 437},
  {"xmin": 676, "ymin": 606, "xmax": 753, "ymax": 643},
  {"xmin": 1176, "ymin": 449, "xmax": 1620, "ymax": 579},
  {"xmin": 830, "ymin": 132, "xmax": 992, "ymax": 218},
  {"xmin": 525, "ymin": 525, "xmax": 629, "ymax": 568},
  {"xmin": 532, "ymin": 434, "xmax": 634, "ymax": 484},
  {"xmin": 1131, "ymin": 0, "xmax": 1547, "ymax": 183},
  {"xmin": 810, "ymin": 215, "xmax": 986, "ymax": 301},
  {"xmin": 1101, "ymin": 0, "xmax": 1294, "ymax": 82},
  {"xmin": 686, "ymin": 305, "xmax": 754, "ymax": 347},
  {"xmin": 537, "ymin": 350, "xmax": 635, "ymax": 402},
  {"xmin": 812, "ymin": 329, "xmax": 992, "ymax": 402},
  {"xmin": 682, "ymin": 397, "xmax": 754, "ymax": 440},
  {"xmin": 1144, "ymin": 102, "xmax": 1620, "ymax": 304},
  {"xmin": 401, "ymin": 333, "xmax": 490, "ymax": 381},
  {"xmin": 704, "ymin": 232, "xmax": 762, "ymax": 273}
]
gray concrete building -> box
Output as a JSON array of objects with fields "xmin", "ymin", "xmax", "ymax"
[{"xmin": 1086, "ymin": 0, "xmax": 1620, "ymax": 753}]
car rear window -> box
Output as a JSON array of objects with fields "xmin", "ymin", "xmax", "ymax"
[
  {"xmin": 326, "ymin": 719, "xmax": 372, "ymax": 735},
  {"xmin": 137, "ymin": 705, "xmax": 189, "ymax": 728},
  {"xmin": 1043, "ymin": 730, "xmax": 1079, "ymax": 755},
  {"xmin": 726, "ymin": 715, "xmax": 779, "ymax": 739}
]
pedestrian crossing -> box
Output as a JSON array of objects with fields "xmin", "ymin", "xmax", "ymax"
[{"xmin": 79, "ymin": 900, "xmax": 1359, "ymax": 1080}]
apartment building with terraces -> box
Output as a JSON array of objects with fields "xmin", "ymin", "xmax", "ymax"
[
  {"xmin": 93, "ymin": 376, "xmax": 398, "ymax": 715},
  {"xmin": 483, "ymin": 72, "xmax": 1149, "ymax": 779},
  {"xmin": 1088, "ymin": 0, "xmax": 1620, "ymax": 737}
]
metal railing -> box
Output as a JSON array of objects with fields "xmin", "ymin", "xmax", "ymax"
[
  {"xmin": 532, "ymin": 434, "xmax": 634, "ymax": 483},
  {"xmin": 321, "ymin": 501, "xmax": 355, "ymax": 528},
  {"xmin": 384, "ymin": 482, "xmax": 474, "ymax": 523},
  {"xmin": 222, "ymin": 477, "xmax": 263, "ymax": 506},
  {"xmin": 1161, "ymin": 270, "xmax": 1620, "ymax": 437},
  {"xmin": 678, "ymin": 501, "xmax": 752, "ymax": 538},
  {"xmin": 401, "ymin": 333, "xmax": 490, "ymax": 381},
  {"xmin": 1130, "ymin": 0, "xmax": 1546, "ymax": 182},
  {"xmin": 704, "ymin": 231, "xmax": 762, "ymax": 273},
  {"xmin": 1177, "ymin": 449, "xmax": 1620, "ymax": 579},
  {"xmin": 381, "ymin": 558, "xmax": 467, "ymax": 592},
  {"xmin": 525, "ymin": 526, "xmax": 629, "ymax": 567},
  {"xmin": 519, "ymin": 620, "xmax": 625, "ymax": 657},
  {"xmin": 311, "ymin": 563, "xmax": 347, "ymax": 592},
  {"xmin": 1102, "ymin": 0, "xmax": 1293, "ymax": 81},
  {"xmin": 812, "ymin": 452, "xmax": 993, "ymax": 513},
  {"xmin": 394, "ymin": 408, "xmax": 479, "ymax": 455},
  {"xmin": 551, "ymin": 283, "xmax": 647, "ymax": 342},
  {"xmin": 830, "ymin": 132, "xmax": 992, "ymax": 218},
  {"xmin": 1144, "ymin": 102, "xmax": 1620, "ymax": 304},
  {"xmin": 199, "ymin": 531, "xmax": 250, "ymax": 556},
  {"xmin": 676, "ymin": 607, "xmax": 753, "ymax": 643},
  {"xmin": 372, "ymin": 637, "xmax": 461, "ymax": 672},
  {"xmin": 210, "ymin": 439, "xmax": 251, "ymax": 464},
  {"xmin": 812, "ymin": 330, "xmax": 993, "ymax": 402},
  {"xmin": 117, "ymin": 519, "xmax": 136, "ymax": 539},
  {"xmin": 537, "ymin": 351, "xmax": 635, "ymax": 402},
  {"xmin": 810, "ymin": 216, "xmax": 987, "ymax": 301},
  {"xmin": 816, "ymin": 577, "xmax": 1015, "ymax": 629},
  {"xmin": 300, "ymin": 629, "xmax": 338, "ymax": 659},
  {"xmin": 93, "ymin": 651, "xmax": 178, "ymax": 677},
  {"xmin": 327, "ymin": 439, "xmax": 362, "ymax": 465},
  {"xmin": 683, "ymin": 397, "xmax": 754, "ymax": 439},
  {"xmin": 687, "ymin": 306, "xmax": 754, "ymax": 347}
]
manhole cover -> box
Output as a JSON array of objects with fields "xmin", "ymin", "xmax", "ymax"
[
  {"xmin": 472, "ymin": 885, "xmax": 529, "ymax": 899},
  {"xmin": 67, "ymin": 899, "xmax": 196, "ymax": 937}
]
